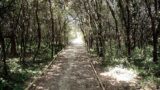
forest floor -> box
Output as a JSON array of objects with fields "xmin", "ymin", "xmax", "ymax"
[{"xmin": 28, "ymin": 43, "xmax": 153, "ymax": 90}]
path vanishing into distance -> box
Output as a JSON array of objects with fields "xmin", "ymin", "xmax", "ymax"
[
  {"xmin": 27, "ymin": 39, "xmax": 142, "ymax": 90},
  {"xmin": 29, "ymin": 43, "xmax": 102, "ymax": 90}
]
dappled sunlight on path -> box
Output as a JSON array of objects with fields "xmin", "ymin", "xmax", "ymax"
[
  {"xmin": 29, "ymin": 44, "xmax": 101, "ymax": 90},
  {"xmin": 28, "ymin": 41, "xmax": 141, "ymax": 90}
]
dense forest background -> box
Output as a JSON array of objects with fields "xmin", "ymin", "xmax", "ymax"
[
  {"xmin": 0, "ymin": 0, "xmax": 160, "ymax": 89},
  {"xmin": 0, "ymin": 0, "xmax": 70, "ymax": 89}
]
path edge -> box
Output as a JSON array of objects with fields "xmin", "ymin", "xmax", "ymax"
[
  {"xmin": 90, "ymin": 60, "xmax": 105, "ymax": 90},
  {"xmin": 86, "ymin": 45, "xmax": 105, "ymax": 90},
  {"xmin": 25, "ymin": 47, "xmax": 66, "ymax": 90}
]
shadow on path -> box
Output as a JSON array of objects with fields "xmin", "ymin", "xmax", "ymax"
[{"xmin": 29, "ymin": 43, "xmax": 101, "ymax": 90}]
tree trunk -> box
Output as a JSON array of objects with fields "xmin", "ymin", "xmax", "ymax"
[
  {"xmin": 10, "ymin": 31, "xmax": 17, "ymax": 56},
  {"xmin": 145, "ymin": 0, "xmax": 158, "ymax": 63},
  {"xmin": 0, "ymin": 26, "xmax": 8, "ymax": 76},
  {"xmin": 33, "ymin": 0, "xmax": 41, "ymax": 62},
  {"xmin": 48, "ymin": 0, "xmax": 55, "ymax": 57}
]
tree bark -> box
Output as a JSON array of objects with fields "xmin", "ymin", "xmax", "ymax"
[
  {"xmin": 33, "ymin": 0, "xmax": 41, "ymax": 62},
  {"xmin": 48, "ymin": 0, "xmax": 55, "ymax": 57},
  {"xmin": 145, "ymin": 0, "xmax": 158, "ymax": 63},
  {"xmin": 0, "ymin": 26, "xmax": 8, "ymax": 76}
]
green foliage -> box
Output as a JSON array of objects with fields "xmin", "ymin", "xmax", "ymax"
[
  {"xmin": 104, "ymin": 45, "xmax": 160, "ymax": 87},
  {"xmin": 0, "ymin": 78, "xmax": 8, "ymax": 90},
  {"xmin": 0, "ymin": 44, "xmax": 60, "ymax": 90}
]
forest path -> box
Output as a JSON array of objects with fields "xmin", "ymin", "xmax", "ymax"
[{"xmin": 29, "ymin": 43, "xmax": 101, "ymax": 90}]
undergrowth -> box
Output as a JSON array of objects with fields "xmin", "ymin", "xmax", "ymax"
[
  {"xmin": 103, "ymin": 44, "xmax": 160, "ymax": 88},
  {"xmin": 0, "ymin": 46, "xmax": 57, "ymax": 90}
]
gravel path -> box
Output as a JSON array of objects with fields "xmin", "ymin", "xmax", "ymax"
[{"xmin": 29, "ymin": 44, "xmax": 101, "ymax": 90}]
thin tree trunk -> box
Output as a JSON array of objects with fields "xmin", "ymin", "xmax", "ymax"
[
  {"xmin": 10, "ymin": 31, "xmax": 17, "ymax": 56},
  {"xmin": 145, "ymin": 0, "xmax": 158, "ymax": 63},
  {"xmin": 0, "ymin": 26, "xmax": 8, "ymax": 76},
  {"xmin": 106, "ymin": 0, "xmax": 121, "ymax": 48},
  {"xmin": 48, "ymin": 0, "xmax": 55, "ymax": 57},
  {"xmin": 33, "ymin": 0, "xmax": 41, "ymax": 62}
]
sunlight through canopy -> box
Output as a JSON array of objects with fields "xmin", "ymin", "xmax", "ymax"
[{"xmin": 70, "ymin": 31, "xmax": 84, "ymax": 45}]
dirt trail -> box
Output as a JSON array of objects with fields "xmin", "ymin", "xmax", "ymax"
[{"xmin": 29, "ymin": 44, "xmax": 101, "ymax": 90}]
